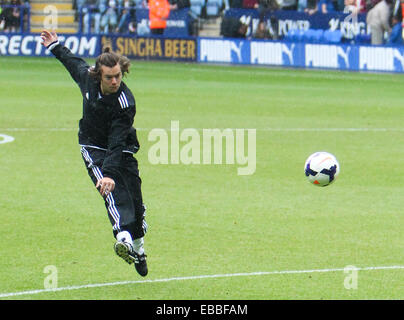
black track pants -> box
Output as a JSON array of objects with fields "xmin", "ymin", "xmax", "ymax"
[{"xmin": 80, "ymin": 146, "xmax": 147, "ymax": 239}]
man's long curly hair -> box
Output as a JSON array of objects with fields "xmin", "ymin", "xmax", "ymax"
[{"xmin": 89, "ymin": 47, "xmax": 131, "ymax": 81}]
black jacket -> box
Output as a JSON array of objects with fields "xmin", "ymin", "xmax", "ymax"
[{"xmin": 51, "ymin": 44, "xmax": 140, "ymax": 180}]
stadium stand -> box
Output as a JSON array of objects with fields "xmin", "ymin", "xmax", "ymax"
[
  {"xmin": 284, "ymin": 28, "xmax": 344, "ymax": 44},
  {"xmin": 198, "ymin": 0, "xmax": 228, "ymax": 36},
  {"xmin": 189, "ymin": 0, "xmax": 204, "ymax": 17},
  {"xmin": 284, "ymin": 28, "xmax": 303, "ymax": 42},
  {"xmin": 1, "ymin": 0, "xmax": 400, "ymax": 47},
  {"xmin": 323, "ymin": 29, "xmax": 342, "ymax": 43},
  {"xmin": 205, "ymin": 0, "xmax": 222, "ymax": 17},
  {"xmin": 0, "ymin": 0, "xmax": 31, "ymax": 32},
  {"xmin": 133, "ymin": 0, "xmax": 143, "ymax": 7}
]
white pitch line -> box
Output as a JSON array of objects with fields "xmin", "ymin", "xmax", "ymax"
[
  {"xmin": 0, "ymin": 134, "xmax": 14, "ymax": 144},
  {"xmin": 0, "ymin": 265, "xmax": 403, "ymax": 299}
]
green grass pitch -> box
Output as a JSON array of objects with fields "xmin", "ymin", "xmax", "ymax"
[{"xmin": 0, "ymin": 57, "xmax": 403, "ymax": 299}]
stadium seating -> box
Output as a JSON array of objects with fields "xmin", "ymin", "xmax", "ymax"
[
  {"xmin": 133, "ymin": 0, "xmax": 143, "ymax": 8},
  {"xmin": 323, "ymin": 30, "xmax": 342, "ymax": 43},
  {"xmin": 285, "ymin": 29, "xmax": 305, "ymax": 42},
  {"xmin": 302, "ymin": 29, "xmax": 325, "ymax": 43},
  {"xmin": 313, "ymin": 29, "xmax": 324, "ymax": 42},
  {"xmin": 285, "ymin": 28, "xmax": 342, "ymax": 44},
  {"xmin": 302, "ymin": 29, "xmax": 316, "ymax": 42},
  {"xmin": 205, "ymin": 0, "xmax": 223, "ymax": 17},
  {"xmin": 190, "ymin": 0, "xmax": 205, "ymax": 17}
]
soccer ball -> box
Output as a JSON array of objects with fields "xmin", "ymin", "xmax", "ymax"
[{"xmin": 304, "ymin": 152, "xmax": 340, "ymax": 187}]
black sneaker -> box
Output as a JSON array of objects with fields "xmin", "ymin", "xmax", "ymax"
[
  {"xmin": 133, "ymin": 252, "xmax": 148, "ymax": 277},
  {"xmin": 114, "ymin": 241, "xmax": 148, "ymax": 277},
  {"xmin": 114, "ymin": 241, "xmax": 136, "ymax": 265}
]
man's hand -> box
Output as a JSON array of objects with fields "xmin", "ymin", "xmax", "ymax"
[
  {"xmin": 96, "ymin": 177, "xmax": 116, "ymax": 197},
  {"xmin": 40, "ymin": 30, "xmax": 58, "ymax": 47}
]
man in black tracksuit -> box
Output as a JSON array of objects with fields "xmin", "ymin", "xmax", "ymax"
[{"xmin": 41, "ymin": 30, "xmax": 148, "ymax": 276}]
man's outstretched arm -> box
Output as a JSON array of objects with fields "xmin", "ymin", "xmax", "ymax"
[{"xmin": 41, "ymin": 30, "xmax": 90, "ymax": 86}]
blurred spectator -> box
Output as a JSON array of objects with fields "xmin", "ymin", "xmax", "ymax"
[
  {"xmin": 302, "ymin": 0, "xmax": 318, "ymax": 10},
  {"xmin": 258, "ymin": 0, "xmax": 279, "ymax": 10},
  {"xmin": 2, "ymin": 0, "xmax": 22, "ymax": 32},
  {"xmin": 298, "ymin": 0, "xmax": 319, "ymax": 11},
  {"xmin": 305, "ymin": 0, "xmax": 335, "ymax": 14},
  {"xmin": 230, "ymin": 0, "xmax": 243, "ymax": 7},
  {"xmin": 298, "ymin": 0, "xmax": 308, "ymax": 10},
  {"xmin": 320, "ymin": 0, "xmax": 336, "ymax": 12},
  {"xmin": 343, "ymin": 0, "xmax": 366, "ymax": 13},
  {"xmin": 22, "ymin": 0, "xmax": 29, "ymax": 30},
  {"xmin": 0, "ymin": 2, "xmax": 5, "ymax": 31},
  {"xmin": 257, "ymin": 0, "xmax": 279, "ymax": 23},
  {"xmin": 74, "ymin": 0, "xmax": 87, "ymax": 21},
  {"xmin": 115, "ymin": 0, "xmax": 137, "ymax": 33},
  {"xmin": 243, "ymin": 0, "xmax": 258, "ymax": 8},
  {"xmin": 387, "ymin": 14, "xmax": 403, "ymax": 44},
  {"xmin": 254, "ymin": 19, "xmax": 270, "ymax": 37},
  {"xmin": 253, "ymin": 16, "xmax": 278, "ymax": 38},
  {"xmin": 101, "ymin": 0, "xmax": 118, "ymax": 32},
  {"xmin": 149, "ymin": 0, "xmax": 170, "ymax": 35},
  {"xmin": 137, "ymin": 17, "xmax": 150, "ymax": 34},
  {"xmin": 83, "ymin": 0, "xmax": 106, "ymax": 33},
  {"xmin": 127, "ymin": 19, "xmax": 137, "ymax": 33},
  {"xmin": 366, "ymin": 0, "xmax": 392, "ymax": 44},
  {"xmin": 276, "ymin": 0, "xmax": 297, "ymax": 10},
  {"xmin": 169, "ymin": 0, "xmax": 201, "ymax": 36},
  {"xmin": 343, "ymin": 0, "xmax": 354, "ymax": 10},
  {"xmin": 255, "ymin": 0, "xmax": 279, "ymax": 40},
  {"xmin": 220, "ymin": 15, "xmax": 250, "ymax": 37},
  {"xmin": 367, "ymin": 0, "xmax": 382, "ymax": 10},
  {"xmin": 169, "ymin": 0, "xmax": 190, "ymax": 10},
  {"xmin": 334, "ymin": 0, "xmax": 344, "ymax": 10}
]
